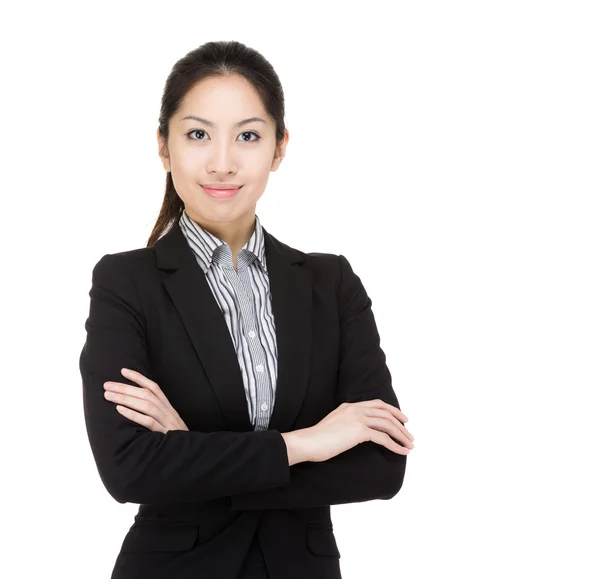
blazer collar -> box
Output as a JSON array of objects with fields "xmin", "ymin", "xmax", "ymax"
[{"xmin": 153, "ymin": 215, "xmax": 313, "ymax": 434}]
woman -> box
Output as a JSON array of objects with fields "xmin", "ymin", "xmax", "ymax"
[{"xmin": 80, "ymin": 40, "xmax": 415, "ymax": 579}]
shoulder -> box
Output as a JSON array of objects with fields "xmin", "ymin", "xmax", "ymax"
[
  {"xmin": 264, "ymin": 230, "xmax": 340, "ymax": 276},
  {"xmin": 281, "ymin": 243, "xmax": 358, "ymax": 301},
  {"xmin": 269, "ymin": 233, "xmax": 357, "ymax": 290},
  {"xmin": 304, "ymin": 250, "xmax": 340, "ymax": 270},
  {"xmin": 296, "ymin": 250, "xmax": 365, "ymax": 316},
  {"xmin": 88, "ymin": 247, "xmax": 157, "ymax": 299},
  {"xmin": 306, "ymin": 253, "xmax": 360, "ymax": 297},
  {"xmin": 91, "ymin": 246, "xmax": 155, "ymax": 274},
  {"xmin": 289, "ymin": 244, "xmax": 356, "ymax": 286}
]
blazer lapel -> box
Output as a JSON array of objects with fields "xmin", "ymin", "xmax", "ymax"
[{"xmin": 153, "ymin": 216, "xmax": 313, "ymax": 435}]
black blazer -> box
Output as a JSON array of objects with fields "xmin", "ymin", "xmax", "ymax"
[{"xmin": 80, "ymin": 218, "xmax": 407, "ymax": 579}]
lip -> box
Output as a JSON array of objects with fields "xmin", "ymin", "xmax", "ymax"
[
  {"xmin": 201, "ymin": 185, "xmax": 243, "ymax": 199},
  {"xmin": 202, "ymin": 183, "xmax": 242, "ymax": 189}
]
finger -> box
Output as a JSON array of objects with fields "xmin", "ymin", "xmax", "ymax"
[
  {"xmin": 104, "ymin": 376, "xmax": 172, "ymax": 412},
  {"xmin": 367, "ymin": 427, "xmax": 410, "ymax": 455},
  {"xmin": 363, "ymin": 416, "xmax": 414, "ymax": 449},
  {"xmin": 361, "ymin": 399, "xmax": 410, "ymax": 427},
  {"xmin": 363, "ymin": 408, "xmax": 415, "ymax": 442},
  {"xmin": 104, "ymin": 380, "xmax": 167, "ymax": 411},
  {"xmin": 115, "ymin": 405, "xmax": 166, "ymax": 434},
  {"xmin": 105, "ymin": 390, "xmax": 162, "ymax": 423},
  {"xmin": 121, "ymin": 368, "xmax": 172, "ymax": 408},
  {"xmin": 392, "ymin": 415, "xmax": 414, "ymax": 441},
  {"xmin": 383, "ymin": 403, "xmax": 409, "ymax": 424}
]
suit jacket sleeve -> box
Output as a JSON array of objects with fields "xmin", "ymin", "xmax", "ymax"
[
  {"xmin": 80, "ymin": 253, "xmax": 291, "ymax": 505},
  {"xmin": 229, "ymin": 254, "xmax": 407, "ymax": 511}
]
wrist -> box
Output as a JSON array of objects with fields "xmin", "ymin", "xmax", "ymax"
[{"xmin": 280, "ymin": 428, "xmax": 312, "ymax": 466}]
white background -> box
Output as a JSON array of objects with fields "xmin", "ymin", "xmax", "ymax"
[{"xmin": 2, "ymin": 1, "xmax": 599, "ymax": 577}]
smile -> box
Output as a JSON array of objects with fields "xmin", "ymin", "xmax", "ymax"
[{"xmin": 201, "ymin": 185, "xmax": 243, "ymax": 199}]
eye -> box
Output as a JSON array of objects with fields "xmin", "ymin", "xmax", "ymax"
[
  {"xmin": 187, "ymin": 129, "xmax": 208, "ymax": 141},
  {"xmin": 186, "ymin": 130, "xmax": 261, "ymax": 142},
  {"xmin": 238, "ymin": 131, "xmax": 261, "ymax": 142}
]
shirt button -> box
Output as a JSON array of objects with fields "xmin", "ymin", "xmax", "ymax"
[
  {"xmin": 256, "ymin": 364, "xmax": 264, "ymax": 372},
  {"xmin": 248, "ymin": 331, "xmax": 256, "ymax": 338},
  {"xmin": 260, "ymin": 402, "xmax": 269, "ymax": 412}
]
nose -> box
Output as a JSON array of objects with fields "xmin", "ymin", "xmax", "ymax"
[{"xmin": 206, "ymin": 140, "xmax": 238, "ymax": 175}]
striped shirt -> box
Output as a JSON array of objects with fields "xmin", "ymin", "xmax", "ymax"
[{"xmin": 178, "ymin": 209, "xmax": 278, "ymax": 431}]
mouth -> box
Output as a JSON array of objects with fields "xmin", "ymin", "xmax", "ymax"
[{"xmin": 201, "ymin": 185, "xmax": 243, "ymax": 199}]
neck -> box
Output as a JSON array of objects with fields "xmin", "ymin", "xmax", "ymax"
[{"xmin": 184, "ymin": 208, "xmax": 256, "ymax": 259}]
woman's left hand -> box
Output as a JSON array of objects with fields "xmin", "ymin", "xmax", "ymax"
[{"xmin": 103, "ymin": 368, "xmax": 189, "ymax": 433}]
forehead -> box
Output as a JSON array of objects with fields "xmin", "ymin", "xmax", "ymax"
[{"xmin": 178, "ymin": 74, "xmax": 268, "ymax": 119}]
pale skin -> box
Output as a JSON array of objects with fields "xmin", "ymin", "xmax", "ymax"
[
  {"xmin": 156, "ymin": 73, "xmax": 289, "ymax": 270},
  {"xmin": 104, "ymin": 73, "xmax": 415, "ymax": 464},
  {"xmin": 103, "ymin": 368, "xmax": 415, "ymax": 466}
]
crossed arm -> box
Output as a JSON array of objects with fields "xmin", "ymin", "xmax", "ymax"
[{"xmin": 80, "ymin": 253, "xmax": 406, "ymax": 508}]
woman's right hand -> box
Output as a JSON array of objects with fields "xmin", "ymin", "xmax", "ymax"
[{"xmin": 282, "ymin": 400, "xmax": 414, "ymax": 465}]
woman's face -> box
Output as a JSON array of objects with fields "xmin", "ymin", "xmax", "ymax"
[{"xmin": 158, "ymin": 74, "xmax": 288, "ymax": 225}]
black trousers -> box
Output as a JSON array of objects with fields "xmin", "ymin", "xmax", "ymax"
[{"xmin": 238, "ymin": 532, "xmax": 270, "ymax": 579}]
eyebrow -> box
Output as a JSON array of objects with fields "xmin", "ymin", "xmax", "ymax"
[{"xmin": 180, "ymin": 115, "xmax": 267, "ymax": 128}]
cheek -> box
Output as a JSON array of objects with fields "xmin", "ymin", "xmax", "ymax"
[
  {"xmin": 242, "ymin": 144, "xmax": 275, "ymax": 168},
  {"xmin": 172, "ymin": 148, "xmax": 200, "ymax": 176},
  {"xmin": 247, "ymin": 153, "xmax": 276, "ymax": 178}
]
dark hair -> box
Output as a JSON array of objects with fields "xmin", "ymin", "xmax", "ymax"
[{"xmin": 147, "ymin": 40, "xmax": 287, "ymax": 247}]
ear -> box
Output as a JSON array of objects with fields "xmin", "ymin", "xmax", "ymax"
[
  {"xmin": 157, "ymin": 128, "xmax": 171, "ymax": 172},
  {"xmin": 271, "ymin": 128, "xmax": 289, "ymax": 172}
]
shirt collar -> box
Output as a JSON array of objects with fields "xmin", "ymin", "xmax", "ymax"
[{"xmin": 178, "ymin": 209, "xmax": 268, "ymax": 275}]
